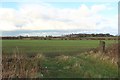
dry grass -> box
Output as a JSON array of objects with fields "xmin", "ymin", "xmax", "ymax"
[
  {"xmin": 87, "ymin": 43, "xmax": 119, "ymax": 64},
  {"xmin": 2, "ymin": 53, "xmax": 47, "ymax": 78},
  {"xmin": 56, "ymin": 55, "xmax": 71, "ymax": 61}
]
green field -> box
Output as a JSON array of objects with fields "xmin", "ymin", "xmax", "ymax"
[
  {"xmin": 2, "ymin": 40, "xmax": 118, "ymax": 78},
  {"xmin": 2, "ymin": 40, "xmax": 115, "ymax": 56}
]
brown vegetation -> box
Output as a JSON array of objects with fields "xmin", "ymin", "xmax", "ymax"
[
  {"xmin": 90, "ymin": 43, "xmax": 119, "ymax": 64},
  {"xmin": 2, "ymin": 54, "xmax": 47, "ymax": 78}
]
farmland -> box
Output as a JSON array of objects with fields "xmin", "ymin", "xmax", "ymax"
[
  {"xmin": 2, "ymin": 40, "xmax": 118, "ymax": 78},
  {"xmin": 2, "ymin": 40, "xmax": 116, "ymax": 56}
]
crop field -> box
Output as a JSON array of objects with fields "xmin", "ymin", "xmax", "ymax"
[
  {"xmin": 2, "ymin": 40, "xmax": 116, "ymax": 56},
  {"xmin": 2, "ymin": 40, "xmax": 118, "ymax": 78}
]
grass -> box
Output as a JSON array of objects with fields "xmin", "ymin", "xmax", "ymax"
[
  {"xmin": 2, "ymin": 40, "xmax": 116, "ymax": 57},
  {"xmin": 2, "ymin": 40, "xmax": 118, "ymax": 78},
  {"xmin": 3, "ymin": 52, "xmax": 118, "ymax": 78}
]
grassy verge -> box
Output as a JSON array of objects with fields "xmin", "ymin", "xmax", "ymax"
[{"xmin": 3, "ymin": 51, "xmax": 118, "ymax": 78}]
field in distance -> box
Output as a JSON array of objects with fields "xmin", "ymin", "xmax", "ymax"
[{"xmin": 2, "ymin": 40, "xmax": 116, "ymax": 56}]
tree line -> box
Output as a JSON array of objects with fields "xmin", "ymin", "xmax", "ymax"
[{"xmin": 1, "ymin": 33, "xmax": 118, "ymax": 40}]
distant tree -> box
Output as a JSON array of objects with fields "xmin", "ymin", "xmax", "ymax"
[{"xmin": 18, "ymin": 35, "xmax": 23, "ymax": 39}]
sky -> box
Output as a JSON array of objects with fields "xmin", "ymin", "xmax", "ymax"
[{"xmin": 0, "ymin": 0, "xmax": 118, "ymax": 36}]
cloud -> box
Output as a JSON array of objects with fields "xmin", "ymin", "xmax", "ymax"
[
  {"xmin": 0, "ymin": 8, "xmax": 19, "ymax": 31},
  {"xmin": 91, "ymin": 4, "xmax": 107, "ymax": 13},
  {"xmin": 0, "ymin": 2, "xmax": 117, "ymax": 33}
]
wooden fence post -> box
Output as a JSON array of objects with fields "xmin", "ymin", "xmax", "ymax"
[{"xmin": 99, "ymin": 41, "xmax": 105, "ymax": 53}]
